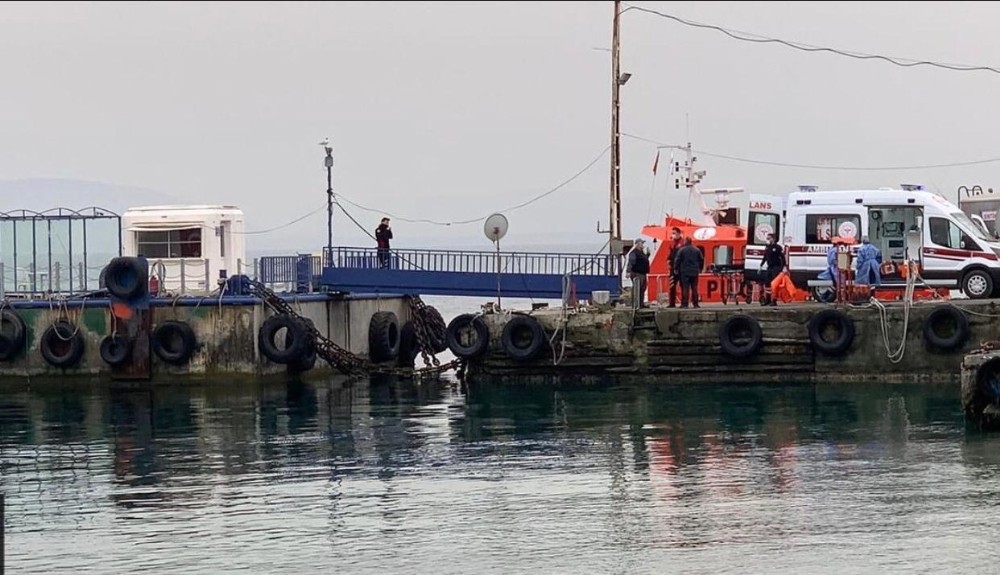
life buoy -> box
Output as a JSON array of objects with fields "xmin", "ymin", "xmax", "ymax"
[
  {"xmin": 152, "ymin": 320, "xmax": 197, "ymax": 365},
  {"xmin": 100, "ymin": 334, "xmax": 132, "ymax": 367},
  {"xmin": 104, "ymin": 257, "xmax": 147, "ymax": 300},
  {"xmin": 259, "ymin": 315, "xmax": 308, "ymax": 364},
  {"xmin": 501, "ymin": 314, "xmax": 546, "ymax": 362},
  {"xmin": 719, "ymin": 314, "xmax": 763, "ymax": 358},
  {"xmin": 923, "ymin": 305, "xmax": 970, "ymax": 352},
  {"xmin": 0, "ymin": 309, "xmax": 27, "ymax": 362},
  {"xmin": 397, "ymin": 321, "xmax": 420, "ymax": 368},
  {"xmin": 446, "ymin": 314, "xmax": 490, "ymax": 360},
  {"xmin": 40, "ymin": 320, "xmax": 85, "ymax": 368},
  {"xmin": 369, "ymin": 311, "xmax": 400, "ymax": 362},
  {"xmin": 808, "ymin": 308, "xmax": 855, "ymax": 356}
]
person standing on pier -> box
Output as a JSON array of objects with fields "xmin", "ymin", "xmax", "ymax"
[
  {"xmin": 375, "ymin": 217, "xmax": 393, "ymax": 269},
  {"xmin": 667, "ymin": 227, "xmax": 684, "ymax": 308},
  {"xmin": 675, "ymin": 237, "xmax": 704, "ymax": 308},
  {"xmin": 760, "ymin": 233, "xmax": 785, "ymax": 306},
  {"xmin": 627, "ymin": 238, "xmax": 651, "ymax": 309}
]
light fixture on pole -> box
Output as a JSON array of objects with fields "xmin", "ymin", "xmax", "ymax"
[{"xmin": 320, "ymin": 138, "xmax": 334, "ymax": 264}]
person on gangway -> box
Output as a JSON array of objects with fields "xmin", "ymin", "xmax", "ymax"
[{"xmin": 375, "ymin": 217, "xmax": 393, "ymax": 269}]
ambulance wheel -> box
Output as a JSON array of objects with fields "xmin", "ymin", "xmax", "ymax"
[
  {"xmin": 962, "ymin": 268, "xmax": 993, "ymax": 300},
  {"xmin": 814, "ymin": 286, "xmax": 836, "ymax": 303}
]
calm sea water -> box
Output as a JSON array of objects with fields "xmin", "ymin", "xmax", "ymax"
[{"xmin": 1, "ymin": 373, "xmax": 998, "ymax": 574}]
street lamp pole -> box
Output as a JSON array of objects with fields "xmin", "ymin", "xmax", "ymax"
[{"xmin": 323, "ymin": 140, "xmax": 334, "ymax": 264}]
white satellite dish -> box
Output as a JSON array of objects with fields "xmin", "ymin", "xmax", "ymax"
[{"xmin": 484, "ymin": 213, "xmax": 509, "ymax": 243}]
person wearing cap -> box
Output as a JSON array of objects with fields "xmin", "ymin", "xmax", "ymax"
[
  {"xmin": 375, "ymin": 217, "xmax": 393, "ymax": 269},
  {"xmin": 759, "ymin": 233, "xmax": 785, "ymax": 306},
  {"xmin": 855, "ymin": 234, "xmax": 882, "ymax": 292},
  {"xmin": 666, "ymin": 227, "xmax": 684, "ymax": 308},
  {"xmin": 627, "ymin": 238, "xmax": 651, "ymax": 309}
]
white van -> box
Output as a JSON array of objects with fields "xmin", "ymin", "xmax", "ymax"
[{"xmin": 745, "ymin": 185, "xmax": 1000, "ymax": 299}]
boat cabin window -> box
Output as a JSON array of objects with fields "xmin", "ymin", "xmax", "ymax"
[
  {"xmin": 136, "ymin": 228, "xmax": 202, "ymax": 258},
  {"xmin": 929, "ymin": 217, "xmax": 980, "ymax": 251},
  {"xmin": 805, "ymin": 214, "xmax": 860, "ymax": 244}
]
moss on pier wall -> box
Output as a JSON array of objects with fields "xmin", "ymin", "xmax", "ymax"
[
  {"xmin": 0, "ymin": 297, "xmax": 411, "ymax": 378},
  {"xmin": 472, "ymin": 300, "xmax": 1000, "ymax": 383}
]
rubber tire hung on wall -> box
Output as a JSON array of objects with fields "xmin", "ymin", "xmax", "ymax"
[
  {"xmin": 259, "ymin": 315, "xmax": 309, "ymax": 365},
  {"xmin": 288, "ymin": 318, "xmax": 317, "ymax": 373},
  {"xmin": 152, "ymin": 320, "xmax": 197, "ymax": 366},
  {"xmin": 397, "ymin": 321, "xmax": 420, "ymax": 368},
  {"xmin": 718, "ymin": 314, "xmax": 763, "ymax": 359},
  {"xmin": 0, "ymin": 309, "xmax": 27, "ymax": 362},
  {"xmin": 446, "ymin": 314, "xmax": 490, "ymax": 360},
  {"xmin": 922, "ymin": 305, "xmax": 970, "ymax": 352},
  {"xmin": 422, "ymin": 306, "xmax": 448, "ymax": 354},
  {"xmin": 40, "ymin": 320, "xmax": 85, "ymax": 368},
  {"xmin": 807, "ymin": 309, "xmax": 855, "ymax": 357},
  {"xmin": 369, "ymin": 311, "xmax": 401, "ymax": 363},
  {"xmin": 100, "ymin": 334, "xmax": 132, "ymax": 367},
  {"xmin": 104, "ymin": 257, "xmax": 147, "ymax": 300},
  {"xmin": 500, "ymin": 315, "xmax": 546, "ymax": 362}
]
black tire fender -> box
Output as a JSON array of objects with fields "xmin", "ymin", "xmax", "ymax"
[
  {"xmin": 446, "ymin": 313, "xmax": 490, "ymax": 360},
  {"xmin": 397, "ymin": 321, "xmax": 420, "ymax": 368},
  {"xmin": 100, "ymin": 334, "xmax": 132, "ymax": 367},
  {"xmin": 40, "ymin": 320, "xmax": 85, "ymax": 368},
  {"xmin": 0, "ymin": 309, "xmax": 27, "ymax": 362},
  {"xmin": 923, "ymin": 305, "xmax": 970, "ymax": 352},
  {"xmin": 500, "ymin": 314, "xmax": 547, "ymax": 362},
  {"xmin": 423, "ymin": 306, "xmax": 448, "ymax": 354},
  {"xmin": 259, "ymin": 315, "xmax": 308, "ymax": 365},
  {"xmin": 288, "ymin": 318, "xmax": 317, "ymax": 373},
  {"xmin": 368, "ymin": 311, "xmax": 401, "ymax": 362},
  {"xmin": 152, "ymin": 320, "xmax": 197, "ymax": 366},
  {"xmin": 719, "ymin": 314, "xmax": 763, "ymax": 358},
  {"xmin": 104, "ymin": 257, "xmax": 147, "ymax": 300},
  {"xmin": 807, "ymin": 308, "xmax": 855, "ymax": 356}
]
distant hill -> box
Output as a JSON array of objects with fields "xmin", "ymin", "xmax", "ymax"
[{"xmin": 0, "ymin": 178, "xmax": 179, "ymax": 215}]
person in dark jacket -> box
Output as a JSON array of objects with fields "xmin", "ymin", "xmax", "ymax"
[
  {"xmin": 375, "ymin": 217, "xmax": 393, "ymax": 269},
  {"xmin": 666, "ymin": 227, "xmax": 684, "ymax": 308},
  {"xmin": 759, "ymin": 233, "xmax": 785, "ymax": 306},
  {"xmin": 674, "ymin": 237, "xmax": 704, "ymax": 308},
  {"xmin": 626, "ymin": 238, "xmax": 651, "ymax": 309}
]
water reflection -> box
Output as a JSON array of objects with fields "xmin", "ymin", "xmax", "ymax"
[{"xmin": 1, "ymin": 376, "xmax": 999, "ymax": 573}]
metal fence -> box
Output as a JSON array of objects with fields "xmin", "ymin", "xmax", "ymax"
[
  {"xmin": 257, "ymin": 255, "xmax": 323, "ymax": 293},
  {"xmin": 323, "ymin": 246, "xmax": 619, "ymax": 277}
]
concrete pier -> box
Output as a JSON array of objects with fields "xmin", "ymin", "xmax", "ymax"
[
  {"xmin": 0, "ymin": 294, "xmax": 411, "ymax": 377},
  {"xmin": 465, "ymin": 299, "xmax": 1000, "ymax": 384}
]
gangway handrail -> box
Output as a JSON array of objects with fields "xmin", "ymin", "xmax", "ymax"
[{"xmin": 324, "ymin": 246, "xmax": 620, "ymax": 277}]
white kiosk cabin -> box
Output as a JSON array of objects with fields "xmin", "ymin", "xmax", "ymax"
[{"xmin": 122, "ymin": 205, "xmax": 246, "ymax": 294}]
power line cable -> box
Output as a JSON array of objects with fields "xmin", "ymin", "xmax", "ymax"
[
  {"xmin": 623, "ymin": 4, "xmax": 1000, "ymax": 75},
  {"xmin": 238, "ymin": 202, "xmax": 327, "ymax": 235},
  {"xmin": 621, "ymin": 132, "xmax": 1000, "ymax": 171},
  {"xmin": 334, "ymin": 145, "xmax": 611, "ymax": 226}
]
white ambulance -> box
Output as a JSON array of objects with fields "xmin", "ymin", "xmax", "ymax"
[{"xmin": 745, "ymin": 185, "xmax": 1000, "ymax": 299}]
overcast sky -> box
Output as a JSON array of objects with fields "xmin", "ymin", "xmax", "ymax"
[{"xmin": 3, "ymin": 1, "xmax": 1000, "ymax": 254}]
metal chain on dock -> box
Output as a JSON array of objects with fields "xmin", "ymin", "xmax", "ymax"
[{"xmin": 246, "ymin": 278, "xmax": 460, "ymax": 378}]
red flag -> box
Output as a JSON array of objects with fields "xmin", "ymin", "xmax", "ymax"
[{"xmin": 652, "ymin": 150, "xmax": 660, "ymax": 175}]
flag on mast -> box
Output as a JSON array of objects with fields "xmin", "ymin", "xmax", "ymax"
[{"xmin": 652, "ymin": 150, "xmax": 660, "ymax": 175}]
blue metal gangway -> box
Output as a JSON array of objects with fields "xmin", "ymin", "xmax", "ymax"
[{"xmin": 316, "ymin": 246, "xmax": 621, "ymax": 299}]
